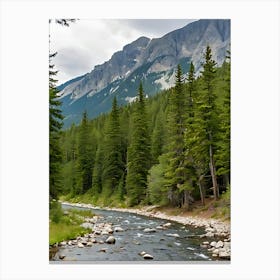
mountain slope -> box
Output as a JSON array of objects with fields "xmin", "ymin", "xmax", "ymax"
[{"xmin": 59, "ymin": 19, "xmax": 230, "ymax": 128}]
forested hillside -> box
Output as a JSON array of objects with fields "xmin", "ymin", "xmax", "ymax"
[{"xmin": 58, "ymin": 46, "xmax": 230, "ymax": 210}]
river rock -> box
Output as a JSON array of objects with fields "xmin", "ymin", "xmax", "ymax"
[
  {"xmin": 114, "ymin": 226, "xmax": 124, "ymax": 232},
  {"xmin": 213, "ymin": 249, "xmax": 219, "ymax": 255},
  {"xmin": 156, "ymin": 226, "xmax": 164, "ymax": 230},
  {"xmin": 163, "ymin": 222, "xmax": 172, "ymax": 227},
  {"xmin": 210, "ymin": 241, "xmax": 217, "ymax": 247},
  {"xmin": 94, "ymin": 230, "xmax": 101, "ymax": 235},
  {"xmin": 105, "ymin": 236, "xmax": 116, "ymax": 244},
  {"xmin": 203, "ymin": 241, "xmax": 209, "ymax": 245},
  {"xmin": 143, "ymin": 253, "xmax": 154, "ymax": 260},
  {"xmin": 59, "ymin": 254, "xmax": 66, "ymax": 259},
  {"xmin": 212, "ymin": 253, "xmax": 218, "ymax": 257},
  {"xmin": 215, "ymin": 241, "xmax": 224, "ymax": 248},
  {"xmin": 99, "ymin": 240, "xmax": 104, "ymax": 244},
  {"xmin": 60, "ymin": 241, "xmax": 67, "ymax": 246},
  {"xmin": 86, "ymin": 242, "xmax": 93, "ymax": 247},
  {"xmin": 77, "ymin": 242, "xmax": 84, "ymax": 248},
  {"xmin": 139, "ymin": 251, "xmax": 146, "ymax": 256},
  {"xmin": 165, "ymin": 233, "xmax": 180, "ymax": 238},
  {"xmin": 205, "ymin": 227, "xmax": 215, "ymax": 233},
  {"xmin": 143, "ymin": 228, "xmax": 156, "ymax": 233},
  {"xmin": 101, "ymin": 230, "xmax": 109, "ymax": 235},
  {"xmin": 200, "ymin": 244, "xmax": 208, "ymax": 248},
  {"xmin": 99, "ymin": 248, "xmax": 107, "ymax": 252}
]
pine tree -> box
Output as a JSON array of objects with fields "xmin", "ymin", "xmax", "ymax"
[
  {"xmin": 151, "ymin": 108, "xmax": 166, "ymax": 164},
  {"xmin": 92, "ymin": 145, "xmax": 103, "ymax": 196},
  {"xmin": 49, "ymin": 53, "xmax": 63, "ymax": 200},
  {"xmin": 102, "ymin": 97, "xmax": 124, "ymax": 197},
  {"xmin": 165, "ymin": 64, "xmax": 192, "ymax": 208},
  {"xmin": 77, "ymin": 111, "xmax": 94, "ymax": 193},
  {"xmin": 126, "ymin": 82, "xmax": 151, "ymax": 206},
  {"xmin": 215, "ymin": 51, "xmax": 230, "ymax": 187},
  {"xmin": 196, "ymin": 46, "xmax": 220, "ymax": 200}
]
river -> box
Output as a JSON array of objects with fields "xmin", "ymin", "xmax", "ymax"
[{"xmin": 51, "ymin": 204, "xmax": 223, "ymax": 262}]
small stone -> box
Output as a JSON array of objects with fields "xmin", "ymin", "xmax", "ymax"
[
  {"xmin": 210, "ymin": 241, "xmax": 217, "ymax": 247},
  {"xmin": 98, "ymin": 248, "xmax": 107, "ymax": 253},
  {"xmin": 139, "ymin": 251, "xmax": 146, "ymax": 256},
  {"xmin": 163, "ymin": 222, "xmax": 172, "ymax": 227},
  {"xmin": 99, "ymin": 240, "xmax": 104, "ymax": 244},
  {"xmin": 68, "ymin": 241, "xmax": 72, "ymax": 246},
  {"xmin": 156, "ymin": 226, "xmax": 164, "ymax": 230},
  {"xmin": 101, "ymin": 231, "xmax": 109, "ymax": 235},
  {"xmin": 60, "ymin": 241, "xmax": 67, "ymax": 246},
  {"xmin": 212, "ymin": 253, "xmax": 218, "ymax": 257},
  {"xmin": 105, "ymin": 236, "xmax": 116, "ymax": 244},
  {"xmin": 143, "ymin": 253, "xmax": 154, "ymax": 260},
  {"xmin": 203, "ymin": 241, "xmax": 209, "ymax": 245},
  {"xmin": 143, "ymin": 228, "xmax": 156, "ymax": 233},
  {"xmin": 114, "ymin": 226, "xmax": 124, "ymax": 232},
  {"xmin": 59, "ymin": 254, "xmax": 66, "ymax": 259},
  {"xmin": 86, "ymin": 242, "xmax": 93, "ymax": 247},
  {"xmin": 165, "ymin": 233, "xmax": 180, "ymax": 238},
  {"xmin": 200, "ymin": 244, "xmax": 208, "ymax": 248},
  {"xmin": 215, "ymin": 241, "xmax": 224, "ymax": 248},
  {"xmin": 94, "ymin": 230, "xmax": 101, "ymax": 235},
  {"xmin": 213, "ymin": 249, "xmax": 219, "ymax": 254},
  {"xmin": 77, "ymin": 242, "xmax": 84, "ymax": 248}
]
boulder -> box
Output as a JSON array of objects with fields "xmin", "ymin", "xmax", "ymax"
[
  {"xmin": 114, "ymin": 226, "xmax": 124, "ymax": 232},
  {"xmin": 163, "ymin": 222, "xmax": 172, "ymax": 227},
  {"xmin": 143, "ymin": 228, "xmax": 156, "ymax": 233},
  {"xmin": 105, "ymin": 236, "xmax": 116, "ymax": 244},
  {"xmin": 215, "ymin": 241, "xmax": 224, "ymax": 248},
  {"xmin": 143, "ymin": 253, "xmax": 154, "ymax": 260},
  {"xmin": 165, "ymin": 233, "xmax": 180, "ymax": 238},
  {"xmin": 59, "ymin": 254, "xmax": 66, "ymax": 259},
  {"xmin": 213, "ymin": 249, "xmax": 219, "ymax": 255},
  {"xmin": 210, "ymin": 241, "xmax": 217, "ymax": 247}
]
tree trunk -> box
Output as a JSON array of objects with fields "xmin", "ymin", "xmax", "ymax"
[
  {"xmin": 198, "ymin": 175, "xmax": 205, "ymax": 206},
  {"xmin": 209, "ymin": 143, "xmax": 219, "ymax": 200},
  {"xmin": 182, "ymin": 190, "xmax": 190, "ymax": 211}
]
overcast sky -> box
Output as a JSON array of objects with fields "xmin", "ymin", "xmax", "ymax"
[{"xmin": 49, "ymin": 19, "xmax": 197, "ymax": 85}]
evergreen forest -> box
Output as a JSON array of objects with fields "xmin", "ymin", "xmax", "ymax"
[{"xmin": 50, "ymin": 46, "xmax": 230, "ymax": 212}]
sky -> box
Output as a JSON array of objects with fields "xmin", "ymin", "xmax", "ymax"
[{"xmin": 49, "ymin": 19, "xmax": 196, "ymax": 85}]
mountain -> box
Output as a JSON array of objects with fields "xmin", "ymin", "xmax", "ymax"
[{"xmin": 58, "ymin": 19, "xmax": 230, "ymax": 128}]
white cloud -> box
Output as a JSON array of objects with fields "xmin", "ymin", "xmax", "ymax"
[{"xmin": 49, "ymin": 19, "xmax": 196, "ymax": 85}]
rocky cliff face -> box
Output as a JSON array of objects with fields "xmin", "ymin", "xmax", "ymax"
[{"xmin": 59, "ymin": 19, "xmax": 230, "ymax": 128}]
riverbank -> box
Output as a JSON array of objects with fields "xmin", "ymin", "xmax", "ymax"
[{"xmin": 60, "ymin": 201, "xmax": 230, "ymax": 239}]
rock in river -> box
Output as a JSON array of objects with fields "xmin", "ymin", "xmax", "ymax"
[
  {"xmin": 114, "ymin": 226, "xmax": 124, "ymax": 232},
  {"xmin": 77, "ymin": 242, "xmax": 84, "ymax": 248},
  {"xmin": 165, "ymin": 233, "xmax": 180, "ymax": 238},
  {"xmin": 106, "ymin": 236, "xmax": 116, "ymax": 244},
  {"xmin": 143, "ymin": 254, "xmax": 154, "ymax": 260},
  {"xmin": 143, "ymin": 228, "xmax": 156, "ymax": 233}
]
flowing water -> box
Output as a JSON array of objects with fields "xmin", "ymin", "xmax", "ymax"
[{"xmin": 51, "ymin": 204, "xmax": 215, "ymax": 262}]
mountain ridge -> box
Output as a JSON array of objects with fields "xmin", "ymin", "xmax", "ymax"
[{"xmin": 58, "ymin": 19, "xmax": 230, "ymax": 128}]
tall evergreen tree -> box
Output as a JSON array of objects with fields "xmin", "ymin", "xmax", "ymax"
[
  {"xmin": 102, "ymin": 97, "xmax": 124, "ymax": 196},
  {"xmin": 165, "ymin": 64, "xmax": 191, "ymax": 207},
  {"xmin": 215, "ymin": 51, "xmax": 231, "ymax": 187},
  {"xmin": 196, "ymin": 45, "xmax": 220, "ymax": 200},
  {"xmin": 92, "ymin": 145, "xmax": 103, "ymax": 196},
  {"xmin": 49, "ymin": 53, "xmax": 63, "ymax": 200},
  {"xmin": 77, "ymin": 111, "xmax": 94, "ymax": 193},
  {"xmin": 126, "ymin": 82, "xmax": 151, "ymax": 206}
]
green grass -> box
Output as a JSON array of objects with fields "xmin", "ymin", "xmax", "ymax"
[
  {"xmin": 49, "ymin": 205, "xmax": 93, "ymax": 245},
  {"xmin": 49, "ymin": 223, "xmax": 91, "ymax": 245}
]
